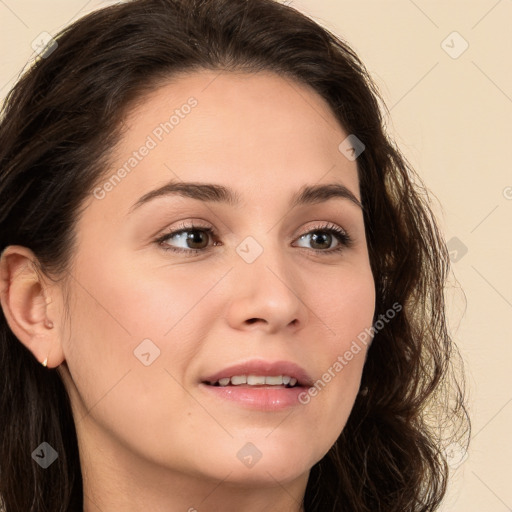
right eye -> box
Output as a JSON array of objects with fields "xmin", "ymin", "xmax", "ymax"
[{"xmin": 155, "ymin": 222, "xmax": 219, "ymax": 255}]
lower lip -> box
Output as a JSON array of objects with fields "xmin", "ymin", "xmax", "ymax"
[{"xmin": 199, "ymin": 383, "xmax": 308, "ymax": 411}]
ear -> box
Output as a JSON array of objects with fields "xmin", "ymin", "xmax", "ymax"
[{"xmin": 0, "ymin": 245, "xmax": 65, "ymax": 368}]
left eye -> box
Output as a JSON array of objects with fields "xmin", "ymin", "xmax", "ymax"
[
  {"xmin": 156, "ymin": 222, "xmax": 353, "ymax": 255},
  {"xmin": 295, "ymin": 229, "xmax": 344, "ymax": 251},
  {"xmin": 157, "ymin": 225, "xmax": 215, "ymax": 252}
]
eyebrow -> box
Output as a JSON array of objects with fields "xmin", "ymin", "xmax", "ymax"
[{"xmin": 128, "ymin": 180, "xmax": 363, "ymax": 214}]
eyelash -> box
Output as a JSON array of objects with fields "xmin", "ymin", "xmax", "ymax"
[{"xmin": 155, "ymin": 221, "xmax": 354, "ymax": 257}]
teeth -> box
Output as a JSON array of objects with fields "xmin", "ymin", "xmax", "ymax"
[
  {"xmin": 212, "ymin": 375, "xmax": 298, "ymax": 387},
  {"xmin": 265, "ymin": 375, "xmax": 283, "ymax": 385},
  {"xmin": 247, "ymin": 375, "xmax": 266, "ymax": 385},
  {"xmin": 230, "ymin": 375, "xmax": 247, "ymax": 385}
]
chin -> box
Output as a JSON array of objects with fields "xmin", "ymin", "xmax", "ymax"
[
  {"xmin": 238, "ymin": 440, "xmax": 319, "ymax": 484},
  {"xmin": 182, "ymin": 435, "xmax": 319, "ymax": 486},
  {"xmin": 223, "ymin": 459, "xmax": 312, "ymax": 487}
]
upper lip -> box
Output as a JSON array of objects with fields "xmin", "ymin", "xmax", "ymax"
[{"xmin": 202, "ymin": 359, "xmax": 314, "ymax": 387}]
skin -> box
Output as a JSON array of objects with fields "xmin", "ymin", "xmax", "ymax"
[{"xmin": 0, "ymin": 70, "xmax": 375, "ymax": 511}]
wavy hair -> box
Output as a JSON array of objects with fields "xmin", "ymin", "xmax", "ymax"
[{"xmin": 0, "ymin": 0, "xmax": 470, "ymax": 510}]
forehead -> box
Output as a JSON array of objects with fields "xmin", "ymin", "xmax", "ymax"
[{"xmin": 92, "ymin": 70, "xmax": 360, "ymax": 214}]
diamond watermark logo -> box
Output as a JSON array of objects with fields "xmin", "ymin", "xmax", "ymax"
[
  {"xmin": 236, "ymin": 236, "xmax": 264, "ymax": 264},
  {"xmin": 32, "ymin": 442, "xmax": 59, "ymax": 469},
  {"xmin": 441, "ymin": 31, "xmax": 469, "ymax": 59},
  {"xmin": 134, "ymin": 338, "xmax": 161, "ymax": 366},
  {"xmin": 338, "ymin": 134, "xmax": 365, "ymax": 161},
  {"xmin": 32, "ymin": 32, "xmax": 58, "ymax": 58},
  {"xmin": 236, "ymin": 442, "xmax": 262, "ymax": 468},
  {"xmin": 444, "ymin": 442, "xmax": 468, "ymax": 469},
  {"xmin": 447, "ymin": 236, "xmax": 468, "ymax": 263}
]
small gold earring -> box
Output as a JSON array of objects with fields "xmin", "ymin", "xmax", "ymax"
[{"xmin": 42, "ymin": 357, "xmax": 48, "ymax": 367}]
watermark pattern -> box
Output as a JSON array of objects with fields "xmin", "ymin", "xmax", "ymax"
[
  {"xmin": 31, "ymin": 442, "xmax": 59, "ymax": 469},
  {"xmin": 441, "ymin": 31, "xmax": 469, "ymax": 59},
  {"xmin": 31, "ymin": 32, "xmax": 58, "ymax": 58},
  {"xmin": 444, "ymin": 441, "xmax": 468, "ymax": 469},
  {"xmin": 447, "ymin": 236, "xmax": 468, "ymax": 263},
  {"xmin": 298, "ymin": 302, "xmax": 402, "ymax": 404},
  {"xmin": 235, "ymin": 236, "xmax": 264, "ymax": 264},
  {"xmin": 338, "ymin": 134, "xmax": 365, "ymax": 161},
  {"xmin": 0, "ymin": 1, "xmax": 506, "ymax": 507},
  {"xmin": 133, "ymin": 338, "xmax": 161, "ymax": 366},
  {"xmin": 93, "ymin": 97, "xmax": 198, "ymax": 200},
  {"xmin": 236, "ymin": 442, "xmax": 263, "ymax": 468}
]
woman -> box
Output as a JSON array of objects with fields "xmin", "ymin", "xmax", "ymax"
[{"xmin": 0, "ymin": 0, "xmax": 470, "ymax": 510}]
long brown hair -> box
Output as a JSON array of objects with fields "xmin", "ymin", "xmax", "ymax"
[{"xmin": 0, "ymin": 0, "xmax": 470, "ymax": 510}]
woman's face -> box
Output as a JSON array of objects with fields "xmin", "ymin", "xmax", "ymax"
[{"xmin": 57, "ymin": 70, "xmax": 375, "ymax": 496}]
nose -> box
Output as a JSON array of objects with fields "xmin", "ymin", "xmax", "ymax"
[{"xmin": 224, "ymin": 241, "xmax": 309, "ymax": 334}]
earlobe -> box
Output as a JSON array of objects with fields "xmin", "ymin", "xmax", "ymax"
[{"xmin": 0, "ymin": 245, "xmax": 64, "ymax": 368}]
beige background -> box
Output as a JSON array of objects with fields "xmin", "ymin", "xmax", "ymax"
[{"xmin": 1, "ymin": 0, "xmax": 511, "ymax": 509}]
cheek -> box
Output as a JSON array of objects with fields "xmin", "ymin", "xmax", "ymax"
[
  {"xmin": 61, "ymin": 252, "xmax": 223, "ymax": 409},
  {"xmin": 66, "ymin": 245, "xmax": 209, "ymax": 345},
  {"xmin": 313, "ymin": 261, "xmax": 375, "ymax": 357},
  {"xmin": 301, "ymin": 264, "xmax": 375, "ymax": 430},
  {"xmin": 60, "ymin": 266, "xmax": 200, "ymax": 456}
]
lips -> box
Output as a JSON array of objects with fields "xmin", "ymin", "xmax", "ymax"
[{"xmin": 201, "ymin": 359, "xmax": 314, "ymax": 388}]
